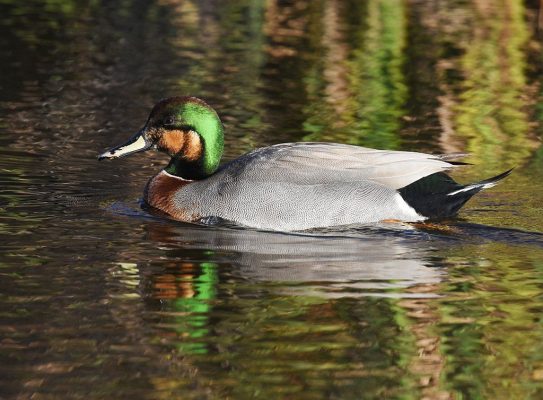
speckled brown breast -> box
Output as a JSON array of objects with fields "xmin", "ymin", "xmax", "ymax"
[{"xmin": 144, "ymin": 171, "xmax": 197, "ymax": 221}]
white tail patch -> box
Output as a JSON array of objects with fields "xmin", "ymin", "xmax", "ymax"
[{"xmin": 393, "ymin": 193, "xmax": 426, "ymax": 221}]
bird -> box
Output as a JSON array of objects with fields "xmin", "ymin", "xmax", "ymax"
[{"xmin": 98, "ymin": 96, "xmax": 511, "ymax": 231}]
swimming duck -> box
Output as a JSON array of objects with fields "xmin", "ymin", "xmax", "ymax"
[{"xmin": 99, "ymin": 96, "xmax": 511, "ymax": 231}]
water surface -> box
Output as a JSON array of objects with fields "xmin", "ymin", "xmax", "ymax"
[{"xmin": 1, "ymin": 0, "xmax": 543, "ymax": 399}]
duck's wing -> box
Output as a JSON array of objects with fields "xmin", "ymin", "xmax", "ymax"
[{"xmin": 225, "ymin": 142, "xmax": 466, "ymax": 190}]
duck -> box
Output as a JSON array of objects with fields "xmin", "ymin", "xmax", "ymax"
[{"xmin": 98, "ymin": 96, "xmax": 511, "ymax": 231}]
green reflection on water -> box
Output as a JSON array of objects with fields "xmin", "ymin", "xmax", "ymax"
[
  {"xmin": 438, "ymin": 244, "xmax": 543, "ymax": 399},
  {"xmin": 166, "ymin": 262, "xmax": 218, "ymax": 355},
  {"xmin": 347, "ymin": 0, "xmax": 406, "ymax": 149},
  {"xmin": 302, "ymin": 0, "xmax": 406, "ymax": 149}
]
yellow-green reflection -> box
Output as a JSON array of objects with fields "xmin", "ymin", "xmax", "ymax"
[{"xmin": 453, "ymin": 0, "xmax": 538, "ymax": 171}]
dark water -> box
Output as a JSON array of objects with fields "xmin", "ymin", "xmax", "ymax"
[{"xmin": 1, "ymin": 0, "xmax": 543, "ymax": 398}]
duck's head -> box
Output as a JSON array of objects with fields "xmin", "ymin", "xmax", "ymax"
[{"xmin": 99, "ymin": 96, "xmax": 224, "ymax": 180}]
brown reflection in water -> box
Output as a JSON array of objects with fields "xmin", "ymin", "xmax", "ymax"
[
  {"xmin": 264, "ymin": 0, "xmax": 308, "ymax": 58},
  {"xmin": 437, "ymin": 64, "xmax": 464, "ymax": 154},
  {"xmin": 152, "ymin": 262, "xmax": 198, "ymax": 300},
  {"xmin": 322, "ymin": 0, "xmax": 351, "ymax": 122},
  {"xmin": 401, "ymin": 285, "xmax": 451, "ymax": 400}
]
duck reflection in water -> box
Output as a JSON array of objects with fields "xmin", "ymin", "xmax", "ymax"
[
  {"xmin": 132, "ymin": 220, "xmax": 447, "ymax": 380},
  {"xmin": 143, "ymin": 221, "xmax": 445, "ymax": 299}
]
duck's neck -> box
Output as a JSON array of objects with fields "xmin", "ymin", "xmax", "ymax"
[
  {"xmin": 164, "ymin": 129, "xmax": 224, "ymax": 180},
  {"xmin": 165, "ymin": 157, "xmax": 209, "ymax": 180}
]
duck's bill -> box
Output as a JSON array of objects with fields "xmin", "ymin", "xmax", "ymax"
[{"xmin": 98, "ymin": 130, "xmax": 152, "ymax": 160}]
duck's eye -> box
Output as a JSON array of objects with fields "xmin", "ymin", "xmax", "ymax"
[{"xmin": 163, "ymin": 116, "xmax": 175, "ymax": 126}]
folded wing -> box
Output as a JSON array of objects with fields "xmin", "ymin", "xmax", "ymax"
[{"xmin": 228, "ymin": 142, "xmax": 465, "ymax": 189}]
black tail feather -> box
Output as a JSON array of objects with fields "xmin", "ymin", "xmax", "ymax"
[
  {"xmin": 398, "ymin": 169, "xmax": 512, "ymax": 220},
  {"xmin": 472, "ymin": 168, "xmax": 514, "ymax": 188}
]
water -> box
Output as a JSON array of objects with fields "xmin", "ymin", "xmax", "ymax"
[{"xmin": 1, "ymin": 0, "xmax": 543, "ymax": 398}]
